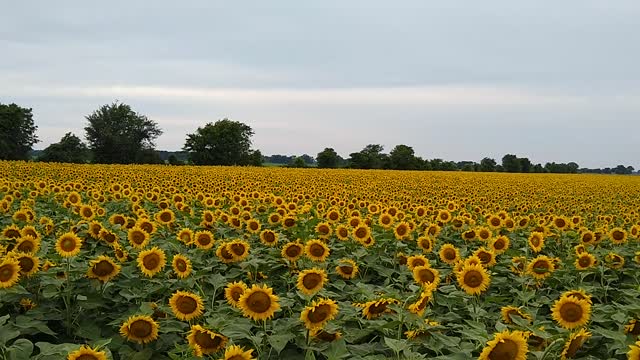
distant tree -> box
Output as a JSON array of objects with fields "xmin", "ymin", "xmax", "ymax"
[
  {"xmin": 245, "ymin": 149, "xmax": 263, "ymax": 166},
  {"xmin": 502, "ymin": 154, "xmax": 521, "ymax": 173},
  {"xmin": 183, "ymin": 119, "xmax": 256, "ymax": 166},
  {"xmin": 265, "ymin": 154, "xmax": 294, "ymax": 164},
  {"xmin": 348, "ymin": 144, "xmax": 385, "ymax": 169},
  {"xmin": 388, "ymin": 144, "xmax": 419, "ymax": 170},
  {"xmin": 85, "ymin": 102, "xmax": 162, "ymax": 164},
  {"xmin": 567, "ymin": 162, "xmax": 580, "ymax": 174},
  {"xmin": 429, "ymin": 158, "xmax": 444, "ymax": 171},
  {"xmin": 532, "ymin": 163, "xmax": 545, "ymax": 173},
  {"xmin": 136, "ymin": 149, "xmax": 163, "ymax": 164},
  {"xmin": 0, "ymin": 103, "xmax": 39, "ymax": 160},
  {"xmin": 458, "ymin": 161, "xmax": 477, "ymax": 172},
  {"xmin": 519, "ymin": 157, "xmax": 532, "ymax": 173},
  {"xmin": 167, "ymin": 154, "xmax": 182, "ymax": 165},
  {"xmin": 613, "ymin": 164, "xmax": 633, "ymax": 175},
  {"xmin": 479, "ymin": 157, "xmax": 497, "ymax": 172},
  {"xmin": 39, "ymin": 132, "xmax": 89, "ymax": 163},
  {"xmin": 317, "ymin": 148, "xmax": 339, "ymax": 168},
  {"xmin": 288, "ymin": 157, "xmax": 307, "ymax": 168},
  {"xmin": 299, "ymin": 154, "xmax": 315, "ymax": 165}
]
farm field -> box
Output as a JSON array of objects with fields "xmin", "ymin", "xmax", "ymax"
[{"xmin": 1, "ymin": 161, "xmax": 640, "ymax": 359}]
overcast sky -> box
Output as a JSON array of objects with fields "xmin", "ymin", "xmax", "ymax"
[{"xmin": 1, "ymin": 1, "xmax": 638, "ymax": 168}]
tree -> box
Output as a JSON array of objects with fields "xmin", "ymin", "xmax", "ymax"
[
  {"xmin": 183, "ymin": 119, "xmax": 256, "ymax": 165},
  {"xmin": 85, "ymin": 102, "xmax": 162, "ymax": 164},
  {"xmin": 388, "ymin": 144, "xmax": 419, "ymax": 170},
  {"xmin": 479, "ymin": 157, "xmax": 497, "ymax": 172},
  {"xmin": 349, "ymin": 144, "xmax": 385, "ymax": 169},
  {"xmin": 519, "ymin": 157, "xmax": 532, "ymax": 173},
  {"xmin": 39, "ymin": 132, "xmax": 89, "ymax": 163},
  {"xmin": 0, "ymin": 103, "xmax": 38, "ymax": 160},
  {"xmin": 288, "ymin": 156, "xmax": 307, "ymax": 168},
  {"xmin": 502, "ymin": 154, "xmax": 521, "ymax": 173},
  {"xmin": 317, "ymin": 148, "xmax": 339, "ymax": 168}
]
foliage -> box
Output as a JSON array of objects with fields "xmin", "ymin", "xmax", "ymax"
[
  {"xmin": 39, "ymin": 133, "xmax": 89, "ymax": 164},
  {"xmin": 348, "ymin": 144, "xmax": 386, "ymax": 169},
  {"xmin": 316, "ymin": 148, "xmax": 340, "ymax": 168},
  {"xmin": 183, "ymin": 119, "xmax": 257, "ymax": 166},
  {"xmin": 84, "ymin": 102, "xmax": 163, "ymax": 164},
  {"xmin": 0, "ymin": 103, "xmax": 39, "ymax": 161}
]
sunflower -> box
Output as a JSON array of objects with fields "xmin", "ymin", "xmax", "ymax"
[
  {"xmin": 490, "ymin": 235, "xmax": 510, "ymax": 254},
  {"xmin": 305, "ymin": 239, "xmax": 330, "ymax": 262},
  {"xmin": 561, "ymin": 328, "xmax": 591, "ymax": 359},
  {"xmin": 335, "ymin": 259, "xmax": 359, "ymax": 279},
  {"xmin": 245, "ymin": 218, "xmax": 261, "ymax": 234},
  {"xmin": 406, "ymin": 254, "xmax": 429, "ymax": 270},
  {"xmin": 561, "ymin": 289, "xmax": 592, "ymax": 304},
  {"xmin": 169, "ymin": 290, "xmax": 204, "ymax": 321},
  {"xmin": 300, "ymin": 298, "xmax": 339, "ymax": 330},
  {"xmin": 407, "ymin": 287, "xmax": 434, "ymax": 316},
  {"xmin": 425, "ymin": 223, "xmax": 442, "ymax": 238},
  {"xmin": 629, "ymin": 341, "xmax": 640, "ymax": 359},
  {"xmin": 457, "ymin": 264, "xmax": 491, "ymax": 295},
  {"xmin": 487, "ymin": 215, "xmax": 503, "ymax": 229},
  {"xmin": 575, "ymin": 253, "xmax": 596, "ymax": 270},
  {"xmin": 439, "ymin": 244, "xmax": 460, "ymax": 265},
  {"xmin": 220, "ymin": 345, "xmax": 254, "ymax": 360},
  {"xmin": 216, "ymin": 243, "xmax": 235, "ymax": 263},
  {"xmin": 393, "ymin": 222, "xmax": 411, "ymax": 240},
  {"xmin": 297, "ymin": 268, "xmax": 328, "ymax": 295},
  {"xmin": 281, "ymin": 241, "xmax": 304, "ymax": 262},
  {"xmin": 0, "ymin": 257, "xmax": 21, "ymax": 288},
  {"xmin": 98, "ymin": 229, "xmax": 118, "ymax": 246},
  {"xmin": 9, "ymin": 252, "xmax": 39, "ymax": 277},
  {"xmin": 109, "ymin": 214, "xmax": 127, "ymax": 227},
  {"xmin": 478, "ymin": 330, "xmax": 528, "ymax": 360},
  {"xmin": 416, "ymin": 236, "xmax": 434, "ymax": 253},
  {"xmin": 20, "ymin": 225, "xmax": 40, "ymax": 240},
  {"xmin": 136, "ymin": 219, "xmax": 157, "ymax": 234},
  {"xmin": 15, "ymin": 235, "xmax": 40, "ymax": 254},
  {"xmin": 172, "ymin": 254, "xmax": 192, "ymax": 278},
  {"xmin": 609, "ymin": 227, "xmax": 627, "ymax": 244},
  {"xmin": 412, "ymin": 265, "xmax": 440, "ymax": 287},
  {"xmin": 282, "ymin": 216, "xmax": 296, "ymax": 229},
  {"xmin": 315, "ymin": 222, "xmax": 333, "ymax": 238},
  {"xmin": 79, "ymin": 204, "xmax": 95, "ymax": 221},
  {"xmin": 605, "ymin": 252, "xmax": 625, "ymax": 269},
  {"xmin": 194, "ymin": 230, "xmax": 215, "ymax": 250},
  {"xmin": 120, "ymin": 315, "xmax": 159, "ymax": 344},
  {"xmin": 501, "ymin": 306, "xmax": 532, "ymax": 325},
  {"xmin": 476, "ymin": 227, "xmax": 493, "ymax": 242},
  {"xmin": 155, "ymin": 209, "xmax": 176, "ymax": 225},
  {"xmin": 187, "ymin": 324, "xmax": 227, "ymax": 356},
  {"xmin": 580, "ymin": 230, "xmax": 595, "ymax": 245},
  {"xmin": 224, "ymin": 281, "xmax": 248, "ymax": 307},
  {"xmin": 259, "ymin": 229, "xmax": 278, "ymax": 247},
  {"xmin": 127, "ymin": 226, "xmax": 150, "ymax": 249},
  {"xmin": 67, "ymin": 345, "xmax": 107, "ymax": 360},
  {"xmin": 437, "ymin": 210, "xmax": 452, "ymax": 223},
  {"xmin": 551, "ymin": 296, "xmax": 591, "ymax": 329},
  {"xmin": 378, "ymin": 213, "xmax": 394, "ymax": 229},
  {"xmin": 2, "ymin": 224, "xmax": 22, "ymax": 239},
  {"xmin": 56, "ymin": 232, "xmax": 83, "ymax": 257},
  {"xmin": 473, "ymin": 247, "xmax": 497, "ymax": 267},
  {"xmin": 527, "ymin": 255, "xmax": 555, "ymax": 280},
  {"xmin": 352, "ymin": 224, "xmax": 371, "ymax": 242},
  {"xmin": 228, "ymin": 239, "xmax": 250, "ymax": 261},
  {"xmin": 359, "ymin": 298, "xmax": 399, "ymax": 319},
  {"xmin": 137, "ymin": 247, "xmax": 166, "ymax": 277},
  {"xmin": 176, "ymin": 228, "xmax": 194, "ymax": 244},
  {"xmin": 335, "ymin": 225, "xmax": 350, "ymax": 241},
  {"xmin": 238, "ymin": 284, "xmax": 280, "ymax": 321},
  {"xmin": 464, "ymin": 255, "xmax": 483, "ymax": 267},
  {"xmin": 87, "ymin": 255, "xmax": 121, "ymax": 282},
  {"xmin": 113, "ymin": 245, "xmax": 129, "ymax": 263},
  {"xmin": 528, "ymin": 232, "xmax": 545, "ymax": 253},
  {"xmin": 462, "ymin": 229, "xmax": 477, "ymax": 241}
]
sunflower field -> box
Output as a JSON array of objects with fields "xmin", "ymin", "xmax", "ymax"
[{"xmin": 1, "ymin": 161, "xmax": 640, "ymax": 360}]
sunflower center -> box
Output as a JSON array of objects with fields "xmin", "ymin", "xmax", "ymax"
[
  {"xmin": 396, "ymin": 226, "xmax": 407, "ymax": 236},
  {"xmin": 230, "ymin": 243, "xmax": 246, "ymax": 256},
  {"xmin": 61, "ymin": 238, "xmax": 77, "ymax": 251},
  {"xmin": 578, "ymin": 256, "xmax": 591, "ymax": 267},
  {"xmin": 339, "ymin": 265, "xmax": 353, "ymax": 275},
  {"xmin": 195, "ymin": 331, "xmax": 222, "ymax": 349},
  {"xmin": 0, "ymin": 265, "xmax": 15, "ymax": 281},
  {"xmin": 355, "ymin": 228, "xmax": 368, "ymax": 239},
  {"xmin": 246, "ymin": 291, "xmax": 271, "ymax": 313},
  {"xmin": 612, "ymin": 231, "xmax": 624, "ymax": 241},
  {"xmin": 464, "ymin": 270, "xmax": 483, "ymax": 288},
  {"xmin": 410, "ymin": 259, "xmax": 426, "ymax": 268},
  {"xmin": 444, "ymin": 250, "xmax": 456, "ymax": 260},
  {"xmin": 285, "ymin": 245, "xmax": 301, "ymax": 257},
  {"xmin": 302, "ymin": 273, "xmax": 322, "ymax": 289},
  {"xmin": 93, "ymin": 260, "xmax": 115, "ymax": 276},
  {"xmin": 488, "ymin": 338, "xmax": 519, "ymax": 360},
  {"xmin": 418, "ymin": 268, "xmax": 435, "ymax": 283},
  {"xmin": 76, "ymin": 354, "xmax": 100, "ymax": 360},
  {"xmin": 478, "ymin": 252, "xmax": 492, "ymax": 264},
  {"xmin": 284, "ymin": 218, "xmax": 295, "ymax": 227},
  {"xmin": 231, "ymin": 288, "xmax": 244, "ymax": 301},
  {"xmin": 560, "ymin": 302, "xmax": 583, "ymax": 323},
  {"xmin": 220, "ymin": 247, "xmax": 234, "ymax": 259},
  {"xmin": 494, "ymin": 240, "xmax": 505, "ymax": 250},
  {"xmin": 532, "ymin": 260, "xmax": 550, "ymax": 273},
  {"xmin": 159, "ymin": 212, "xmax": 172, "ymax": 222},
  {"xmin": 130, "ymin": 319, "xmax": 153, "ymax": 338},
  {"xmin": 143, "ymin": 254, "xmax": 160, "ymax": 269},
  {"xmin": 18, "ymin": 257, "xmax": 35, "ymax": 273},
  {"xmin": 263, "ymin": 232, "xmax": 276, "ymax": 243},
  {"xmin": 308, "ymin": 304, "xmax": 331, "ymax": 323},
  {"xmin": 310, "ymin": 244, "xmax": 325, "ymax": 257},
  {"xmin": 176, "ymin": 259, "xmax": 187, "ymax": 272},
  {"xmin": 198, "ymin": 235, "xmax": 211, "ymax": 246},
  {"xmin": 17, "ymin": 241, "xmax": 35, "ymax": 252},
  {"xmin": 131, "ymin": 231, "xmax": 145, "ymax": 245},
  {"xmin": 318, "ymin": 226, "xmax": 329, "ymax": 235},
  {"xmin": 249, "ymin": 222, "xmax": 259, "ymax": 230},
  {"xmin": 176, "ymin": 296, "xmax": 198, "ymax": 314},
  {"xmin": 531, "ymin": 237, "xmax": 540, "ymax": 246},
  {"xmin": 368, "ymin": 302, "xmax": 387, "ymax": 315}
]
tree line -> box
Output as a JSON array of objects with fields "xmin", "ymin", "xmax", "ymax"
[{"xmin": 0, "ymin": 101, "xmax": 636, "ymax": 174}]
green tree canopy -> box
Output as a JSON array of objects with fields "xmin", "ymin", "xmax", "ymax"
[
  {"xmin": 388, "ymin": 144, "xmax": 419, "ymax": 170},
  {"xmin": 39, "ymin": 132, "xmax": 89, "ymax": 163},
  {"xmin": 84, "ymin": 102, "xmax": 163, "ymax": 164},
  {"xmin": 183, "ymin": 119, "xmax": 258, "ymax": 166},
  {"xmin": 349, "ymin": 144, "xmax": 386, "ymax": 169},
  {"xmin": 316, "ymin": 148, "xmax": 339, "ymax": 168},
  {"xmin": 479, "ymin": 157, "xmax": 497, "ymax": 172},
  {"xmin": 0, "ymin": 103, "xmax": 38, "ymax": 160}
]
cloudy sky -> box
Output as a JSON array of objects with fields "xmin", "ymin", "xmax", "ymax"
[{"xmin": 1, "ymin": 1, "xmax": 638, "ymax": 168}]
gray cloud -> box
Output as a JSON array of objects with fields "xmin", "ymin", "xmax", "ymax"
[{"xmin": 1, "ymin": 0, "xmax": 639, "ymax": 168}]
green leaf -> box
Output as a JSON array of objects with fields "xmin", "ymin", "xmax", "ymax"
[
  {"xmin": 268, "ymin": 333, "xmax": 294, "ymax": 354},
  {"xmin": 384, "ymin": 337, "xmax": 408, "ymax": 354},
  {"xmin": 305, "ymin": 350, "xmax": 316, "ymax": 360},
  {"xmin": 6, "ymin": 339, "xmax": 34, "ymax": 360},
  {"xmin": 325, "ymin": 338, "xmax": 348, "ymax": 360},
  {"xmin": 0, "ymin": 328, "xmax": 20, "ymax": 346},
  {"xmin": 131, "ymin": 348, "xmax": 154, "ymax": 360}
]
